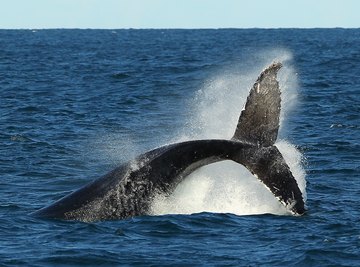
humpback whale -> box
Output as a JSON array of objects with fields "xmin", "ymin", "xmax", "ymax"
[{"xmin": 32, "ymin": 62, "xmax": 306, "ymax": 222}]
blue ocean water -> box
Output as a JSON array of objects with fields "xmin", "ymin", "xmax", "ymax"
[{"xmin": 0, "ymin": 29, "xmax": 359, "ymax": 266}]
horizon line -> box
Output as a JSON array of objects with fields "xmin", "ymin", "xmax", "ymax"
[{"xmin": 1, "ymin": 26, "xmax": 359, "ymax": 30}]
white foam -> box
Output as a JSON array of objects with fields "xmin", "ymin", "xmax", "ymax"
[{"xmin": 151, "ymin": 160, "xmax": 289, "ymax": 216}]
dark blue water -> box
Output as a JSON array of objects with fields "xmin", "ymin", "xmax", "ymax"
[{"xmin": 1, "ymin": 29, "xmax": 359, "ymax": 266}]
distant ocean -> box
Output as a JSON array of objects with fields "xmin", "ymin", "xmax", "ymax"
[{"xmin": 1, "ymin": 29, "xmax": 359, "ymax": 266}]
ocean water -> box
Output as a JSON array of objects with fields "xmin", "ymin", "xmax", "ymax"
[{"xmin": 0, "ymin": 29, "xmax": 359, "ymax": 266}]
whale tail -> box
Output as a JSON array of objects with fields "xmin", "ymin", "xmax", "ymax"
[{"xmin": 231, "ymin": 63, "xmax": 305, "ymax": 215}]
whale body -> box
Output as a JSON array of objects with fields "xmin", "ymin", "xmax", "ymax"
[{"xmin": 32, "ymin": 62, "xmax": 306, "ymax": 222}]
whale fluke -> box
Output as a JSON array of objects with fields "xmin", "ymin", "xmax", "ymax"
[{"xmin": 232, "ymin": 62, "xmax": 282, "ymax": 146}]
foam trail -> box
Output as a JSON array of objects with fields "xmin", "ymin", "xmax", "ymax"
[{"xmin": 152, "ymin": 50, "xmax": 306, "ymax": 216}]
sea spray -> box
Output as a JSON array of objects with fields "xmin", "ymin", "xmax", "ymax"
[{"xmin": 151, "ymin": 160, "xmax": 289, "ymax": 216}]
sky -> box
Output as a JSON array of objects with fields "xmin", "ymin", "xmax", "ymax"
[{"xmin": 0, "ymin": 0, "xmax": 359, "ymax": 29}]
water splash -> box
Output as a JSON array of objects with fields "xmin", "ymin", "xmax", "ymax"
[
  {"xmin": 86, "ymin": 133, "xmax": 140, "ymax": 169},
  {"xmin": 152, "ymin": 49, "xmax": 306, "ymax": 216},
  {"xmin": 151, "ymin": 160, "xmax": 289, "ymax": 216}
]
